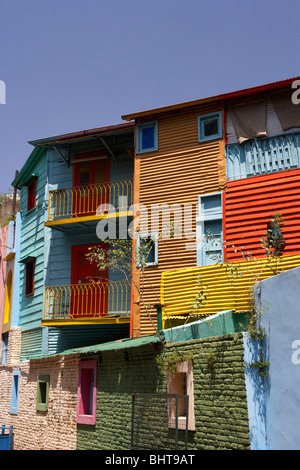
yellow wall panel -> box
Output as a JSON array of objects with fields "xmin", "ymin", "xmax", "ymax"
[{"xmin": 161, "ymin": 254, "xmax": 300, "ymax": 324}]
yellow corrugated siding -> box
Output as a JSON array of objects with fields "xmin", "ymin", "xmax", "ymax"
[
  {"xmin": 135, "ymin": 104, "xmax": 226, "ymax": 336},
  {"xmin": 161, "ymin": 254, "xmax": 300, "ymax": 322}
]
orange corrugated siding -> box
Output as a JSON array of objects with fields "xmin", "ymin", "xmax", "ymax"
[
  {"xmin": 224, "ymin": 169, "xmax": 300, "ymax": 260},
  {"xmin": 135, "ymin": 104, "xmax": 226, "ymax": 336}
]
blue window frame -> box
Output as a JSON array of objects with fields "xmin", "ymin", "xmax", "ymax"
[
  {"xmin": 10, "ymin": 369, "xmax": 21, "ymax": 414},
  {"xmin": 136, "ymin": 232, "xmax": 158, "ymax": 267},
  {"xmin": 196, "ymin": 192, "xmax": 223, "ymax": 266},
  {"xmin": 136, "ymin": 121, "xmax": 158, "ymax": 154},
  {"xmin": 198, "ymin": 112, "xmax": 222, "ymax": 142},
  {"xmin": 1, "ymin": 334, "xmax": 8, "ymax": 365}
]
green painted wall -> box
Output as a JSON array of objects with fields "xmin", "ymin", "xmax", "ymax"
[{"xmin": 76, "ymin": 333, "xmax": 250, "ymax": 450}]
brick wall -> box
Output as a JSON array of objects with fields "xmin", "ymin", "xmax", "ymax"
[
  {"xmin": 0, "ymin": 333, "xmax": 250, "ymax": 450},
  {"xmin": 0, "ymin": 353, "xmax": 79, "ymax": 450},
  {"xmin": 7, "ymin": 327, "xmax": 21, "ymax": 365},
  {"xmin": 77, "ymin": 333, "xmax": 250, "ymax": 450}
]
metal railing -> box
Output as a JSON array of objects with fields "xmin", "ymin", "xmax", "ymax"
[
  {"xmin": 43, "ymin": 280, "xmax": 131, "ymax": 321},
  {"xmin": 47, "ymin": 179, "xmax": 133, "ymax": 221},
  {"xmin": 226, "ymin": 132, "xmax": 300, "ymax": 181},
  {"xmin": 131, "ymin": 394, "xmax": 189, "ymax": 450}
]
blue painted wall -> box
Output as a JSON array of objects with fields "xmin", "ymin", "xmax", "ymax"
[{"xmin": 245, "ymin": 266, "xmax": 300, "ymax": 450}]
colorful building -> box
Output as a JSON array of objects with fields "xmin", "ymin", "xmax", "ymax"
[
  {"xmin": 10, "ymin": 122, "xmax": 135, "ymax": 361},
  {"xmin": 121, "ymin": 77, "xmax": 300, "ymax": 333},
  {"xmin": 1, "ymin": 77, "xmax": 300, "ymax": 450}
]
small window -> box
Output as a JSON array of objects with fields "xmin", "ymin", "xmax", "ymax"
[
  {"xmin": 167, "ymin": 361, "xmax": 195, "ymax": 431},
  {"xmin": 36, "ymin": 375, "xmax": 50, "ymax": 411},
  {"xmin": 198, "ymin": 112, "xmax": 222, "ymax": 142},
  {"xmin": 25, "ymin": 258, "xmax": 35, "ymax": 296},
  {"xmin": 1, "ymin": 334, "xmax": 8, "ymax": 365},
  {"xmin": 27, "ymin": 178, "xmax": 37, "ymax": 212},
  {"xmin": 77, "ymin": 360, "xmax": 97, "ymax": 425},
  {"xmin": 196, "ymin": 192, "xmax": 223, "ymax": 266},
  {"xmin": 136, "ymin": 233, "xmax": 158, "ymax": 267},
  {"xmin": 10, "ymin": 369, "xmax": 21, "ymax": 415},
  {"xmin": 136, "ymin": 121, "xmax": 158, "ymax": 154}
]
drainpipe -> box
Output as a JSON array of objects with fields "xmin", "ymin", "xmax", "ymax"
[{"xmin": 154, "ymin": 304, "xmax": 163, "ymax": 332}]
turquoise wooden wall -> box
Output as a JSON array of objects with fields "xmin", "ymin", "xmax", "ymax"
[
  {"xmin": 19, "ymin": 148, "xmax": 47, "ymax": 333},
  {"xmin": 19, "ymin": 142, "xmax": 133, "ymax": 359}
]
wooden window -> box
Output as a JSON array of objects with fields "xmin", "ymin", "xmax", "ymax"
[
  {"xmin": 27, "ymin": 178, "xmax": 37, "ymax": 211},
  {"xmin": 1, "ymin": 333, "xmax": 8, "ymax": 365},
  {"xmin": 77, "ymin": 360, "xmax": 97, "ymax": 425},
  {"xmin": 136, "ymin": 120, "xmax": 158, "ymax": 154},
  {"xmin": 198, "ymin": 112, "xmax": 222, "ymax": 142},
  {"xmin": 10, "ymin": 369, "xmax": 21, "ymax": 415},
  {"xmin": 25, "ymin": 258, "xmax": 35, "ymax": 296},
  {"xmin": 136, "ymin": 232, "xmax": 158, "ymax": 267},
  {"xmin": 167, "ymin": 361, "xmax": 195, "ymax": 431},
  {"xmin": 196, "ymin": 193, "xmax": 223, "ymax": 266},
  {"xmin": 36, "ymin": 375, "xmax": 50, "ymax": 411}
]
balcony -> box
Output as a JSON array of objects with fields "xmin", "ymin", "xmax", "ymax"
[
  {"xmin": 46, "ymin": 179, "xmax": 133, "ymax": 230},
  {"xmin": 226, "ymin": 132, "xmax": 300, "ymax": 181},
  {"xmin": 42, "ymin": 280, "xmax": 131, "ymax": 325}
]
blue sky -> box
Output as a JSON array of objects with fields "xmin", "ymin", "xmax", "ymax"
[{"xmin": 0, "ymin": 0, "xmax": 299, "ymax": 193}]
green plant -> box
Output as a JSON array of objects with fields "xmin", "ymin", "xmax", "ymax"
[
  {"xmin": 206, "ymin": 352, "xmax": 216, "ymax": 369},
  {"xmin": 155, "ymin": 351, "xmax": 194, "ymax": 376}
]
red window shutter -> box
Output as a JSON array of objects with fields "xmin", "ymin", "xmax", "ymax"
[
  {"xmin": 27, "ymin": 179, "xmax": 37, "ymax": 211},
  {"xmin": 25, "ymin": 258, "xmax": 35, "ymax": 296}
]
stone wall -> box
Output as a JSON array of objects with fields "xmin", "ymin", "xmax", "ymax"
[
  {"xmin": 0, "ymin": 332, "xmax": 250, "ymax": 450},
  {"xmin": 0, "ymin": 353, "xmax": 79, "ymax": 450},
  {"xmin": 77, "ymin": 333, "xmax": 250, "ymax": 450}
]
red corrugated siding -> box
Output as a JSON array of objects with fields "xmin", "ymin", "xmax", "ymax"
[{"xmin": 224, "ymin": 169, "xmax": 300, "ymax": 260}]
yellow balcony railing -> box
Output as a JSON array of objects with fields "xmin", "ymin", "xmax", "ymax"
[
  {"xmin": 43, "ymin": 281, "xmax": 131, "ymax": 323},
  {"xmin": 47, "ymin": 179, "xmax": 133, "ymax": 222},
  {"xmin": 161, "ymin": 254, "xmax": 300, "ymax": 324}
]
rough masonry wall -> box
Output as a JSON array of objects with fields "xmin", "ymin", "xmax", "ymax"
[
  {"xmin": 0, "ymin": 353, "xmax": 79, "ymax": 450},
  {"xmin": 77, "ymin": 333, "xmax": 250, "ymax": 450}
]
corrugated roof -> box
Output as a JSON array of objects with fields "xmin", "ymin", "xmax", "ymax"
[
  {"xmin": 31, "ymin": 333, "xmax": 164, "ymax": 360},
  {"xmin": 28, "ymin": 121, "xmax": 134, "ymax": 146}
]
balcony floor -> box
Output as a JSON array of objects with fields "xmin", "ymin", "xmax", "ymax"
[
  {"xmin": 45, "ymin": 210, "xmax": 133, "ymax": 232},
  {"xmin": 41, "ymin": 315, "xmax": 130, "ymax": 326}
]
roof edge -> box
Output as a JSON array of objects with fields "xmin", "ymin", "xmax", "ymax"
[
  {"xmin": 121, "ymin": 77, "xmax": 300, "ymax": 121},
  {"xmin": 28, "ymin": 121, "xmax": 134, "ymax": 147}
]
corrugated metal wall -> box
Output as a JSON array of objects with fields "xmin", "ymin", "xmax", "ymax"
[
  {"xmin": 136, "ymin": 103, "xmax": 226, "ymax": 336},
  {"xmin": 21, "ymin": 328, "xmax": 43, "ymax": 361},
  {"xmin": 161, "ymin": 254, "xmax": 300, "ymax": 322},
  {"xmin": 47, "ymin": 324, "xmax": 130, "ymax": 355},
  {"xmin": 224, "ymin": 168, "xmax": 300, "ymax": 260}
]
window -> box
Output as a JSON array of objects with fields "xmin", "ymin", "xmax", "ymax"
[
  {"xmin": 136, "ymin": 120, "xmax": 158, "ymax": 154},
  {"xmin": 25, "ymin": 258, "xmax": 35, "ymax": 296},
  {"xmin": 10, "ymin": 369, "xmax": 21, "ymax": 415},
  {"xmin": 198, "ymin": 112, "xmax": 222, "ymax": 142},
  {"xmin": 136, "ymin": 232, "xmax": 158, "ymax": 267},
  {"xmin": 196, "ymin": 193, "xmax": 223, "ymax": 266},
  {"xmin": 27, "ymin": 178, "xmax": 37, "ymax": 211},
  {"xmin": 167, "ymin": 361, "xmax": 195, "ymax": 431},
  {"xmin": 36, "ymin": 375, "xmax": 50, "ymax": 411},
  {"xmin": 77, "ymin": 360, "xmax": 97, "ymax": 425},
  {"xmin": 1, "ymin": 334, "xmax": 8, "ymax": 365}
]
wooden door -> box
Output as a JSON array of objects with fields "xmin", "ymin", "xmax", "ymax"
[
  {"xmin": 71, "ymin": 244, "xmax": 108, "ymax": 318},
  {"xmin": 72, "ymin": 153, "xmax": 109, "ymax": 217}
]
